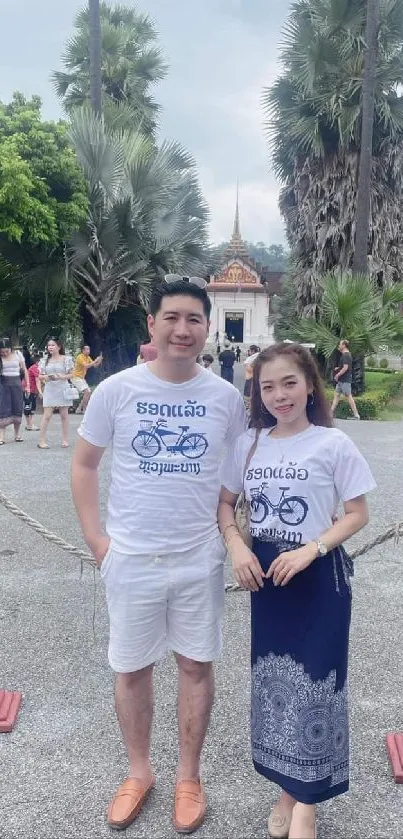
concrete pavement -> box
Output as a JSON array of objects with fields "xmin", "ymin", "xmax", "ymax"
[{"xmin": 0, "ymin": 414, "xmax": 402, "ymax": 838}]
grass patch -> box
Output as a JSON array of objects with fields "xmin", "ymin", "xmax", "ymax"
[{"xmin": 365, "ymin": 371, "xmax": 394, "ymax": 390}]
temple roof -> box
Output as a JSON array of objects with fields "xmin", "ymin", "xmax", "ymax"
[{"xmin": 207, "ymin": 186, "xmax": 285, "ymax": 295}]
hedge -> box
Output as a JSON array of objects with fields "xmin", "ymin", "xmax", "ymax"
[
  {"xmin": 365, "ymin": 367, "xmax": 399, "ymax": 374},
  {"xmin": 325, "ymin": 372, "xmax": 403, "ymax": 419}
]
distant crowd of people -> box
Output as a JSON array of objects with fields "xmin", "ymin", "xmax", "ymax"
[{"xmin": 0, "ymin": 337, "xmax": 102, "ymax": 448}]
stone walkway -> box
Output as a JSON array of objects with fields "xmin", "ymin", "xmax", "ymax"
[{"xmin": 0, "ymin": 415, "xmax": 402, "ymax": 838}]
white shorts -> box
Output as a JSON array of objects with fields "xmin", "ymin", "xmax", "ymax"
[
  {"xmin": 70, "ymin": 377, "xmax": 89, "ymax": 394},
  {"xmin": 100, "ymin": 535, "xmax": 226, "ymax": 673}
]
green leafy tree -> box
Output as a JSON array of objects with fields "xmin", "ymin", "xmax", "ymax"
[
  {"xmin": 0, "ymin": 94, "xmax": 88, "ymax": 342},
  {"xmin": 263, "ymin": 0, "xmax": 403, "ymax": 315},
  {"xmin": 53, "ymin": 3, "xmax": 167, "ymax": 134},
  {"xmin": 293, "ymin": 273, "xmax": 403, "ymax": 392}
]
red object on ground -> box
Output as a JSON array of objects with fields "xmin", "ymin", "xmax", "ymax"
[
  {"xmin": 386, "ymin": 733, "xmax": 403, "ymax": 783},
  {"xmin": 0, "ymin": 689, "xmax": 23, "ymax": 732}
]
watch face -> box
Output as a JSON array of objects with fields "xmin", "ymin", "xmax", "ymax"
[{"xmin": 318, "ymin": 541, "xmax": 327, "ymax": 556}]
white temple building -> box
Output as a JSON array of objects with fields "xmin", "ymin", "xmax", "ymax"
[{"xmin": 207, "ymin": 192, "xmax": 283, "ymax": 347}]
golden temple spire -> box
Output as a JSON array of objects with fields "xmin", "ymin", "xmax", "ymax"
[
  {"xmin": 233, "ymin": 180, "xmax": 241, "ymax": 238},
  {"xmin": 224, "ymin": 182, "xmax": 250, "ymax": 260}
]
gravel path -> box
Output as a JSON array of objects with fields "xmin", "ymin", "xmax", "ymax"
[{"xmin": 0, "ymin": 415, "xmax": 402, "ymax": 838}]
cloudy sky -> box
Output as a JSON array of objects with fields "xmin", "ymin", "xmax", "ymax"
[{"xmin": 0, "ymin": 0, "xmax": 292, "ymax": 245}]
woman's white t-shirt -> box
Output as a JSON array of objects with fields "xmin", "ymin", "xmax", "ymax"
[{"xmin": 221, "ymin": 425, "xmax": 376, "ymax": 546}]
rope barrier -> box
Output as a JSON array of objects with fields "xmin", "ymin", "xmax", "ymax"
[{"xmin": 0, "ymin": 490, "xmax": 401, "ymax": 594}]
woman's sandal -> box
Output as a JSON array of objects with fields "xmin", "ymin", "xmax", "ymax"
[
  {"xmin": 268, "ymin": 805, "xmax": 293, "ymax": 839},
  {"xmin": 0, "ymin": 441, "xmax": 4, "ymax": 446},
  {"xmin": 37, "ymin": 443, "xmax": 50, "ymax": 449},
  {"xmin": 14, "ymin": 437, "xmax": 24, "ymax": 442}
]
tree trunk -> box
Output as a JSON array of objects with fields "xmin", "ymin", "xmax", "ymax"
[
  {"xmin": 352, "ymin": 0, "xmax": 380, "ymax": 275},
  {"xmin": 352, "ymin": 355, "xmax": 365, "ymax": 396},
  {"xmin": 88, "ymin": 0, "xmax": 102, "ymax": 116}
]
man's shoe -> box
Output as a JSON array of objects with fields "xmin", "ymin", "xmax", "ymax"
[
  {"xmin": 107, "ymin": 776, "xmax": 155, "ymax": 830},
  {"xmin": 173, "ymin": 779, "xmax": 206, "ymax": 834}
]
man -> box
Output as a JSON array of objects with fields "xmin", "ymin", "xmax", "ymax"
[
  {"xmin": 218, "ymin": 342, "xmax": 236, "ymax": 384},
  {"xmin": 71, "ymin": 344, "xmax": 102, "ymax": 414},
  {"xmin": 331, "ymin": 339, "xmax": 360, "ymax": 419},
  {"xmin": 71, "ymin": 278, "xmax": 246, "ymax": 833},
  {"xmin": 137, "ymin": 340, "xmax": 158, "ymax": 363},
  {"xmin": 235, "ymin": 345, "xmax": 241, "ymax": 363}
]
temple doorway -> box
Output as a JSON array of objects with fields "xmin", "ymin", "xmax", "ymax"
[{"xmin": 225, "ymin": 311, "xmax": 244, "ymax": 343}]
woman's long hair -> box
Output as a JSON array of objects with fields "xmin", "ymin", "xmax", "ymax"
[
  {"xmin": 45, "ymin": 337, "xmax": 65, "ymax": 366},
  {"xmin": 250, "ymin": 343, "xmax": 333, "ymax": 429}
]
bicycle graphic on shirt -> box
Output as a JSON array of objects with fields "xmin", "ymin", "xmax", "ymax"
[
  {"xmin": 250, "ymin": 482, "xmax": 308, "ymax": 526},
  {"xmin": 132, "ymin": 419, "xmax": 208, "ymax": 459}
]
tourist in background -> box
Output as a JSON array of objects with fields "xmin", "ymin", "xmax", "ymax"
[
  {"xmin": 37, "ymin": 339, "xmax": 74, "ymax": 449},
  {"xmin": 219, "ymin": 342, "xmax": 236, "ymax": 383},
  {"xmin": 0, "ymin": 338, "xmax": 29, "ymax": 445},
  {"xmin": 137, "ymin": 340, "xmax": 158, "ymax": 364},
  {"xmin": 202, "ymin": 353, "xmax": 214, "ymax": 370},
  {"xmin": 71, "ymin": 344, "xmax": 103, "ymax": 414},
  {"xmin": 24, "ymin": 354, "xmax": 42, "ymax": 431},
  {"xmin": 331, "ymin": 339, "xmax": 360, "ymax": 420},
  {"xmin": 235, "ymin": 345, "xmax": 241, "ymax": 362},
  {"xmin": 243, "ymin": 344, "xmax": 260, "ymax": 409},
  {"xmin": 218, "ymin": 343, "xmax": 375, "ymax": 839}
]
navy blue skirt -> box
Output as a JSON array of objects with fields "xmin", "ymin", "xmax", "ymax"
[{"xmin": 251, "ymin": 538, "xmax": 353, "ymax": 804}]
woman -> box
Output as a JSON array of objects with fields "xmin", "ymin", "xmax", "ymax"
[
  {"xmin": 219, "ymin": 343, "xmax": 376, "ymax": 839},
  {"xmin": 243, "ymin": 344, "xmax": 260, "ymax": 409},
  {"xmin": 38, "ymin": 338, "xmax": 73, "ymax": 449},
  {"xmin": 0, "ymin": 339, "xmax": 29, "ymax": 444}
]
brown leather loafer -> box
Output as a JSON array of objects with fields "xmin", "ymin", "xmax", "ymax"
[
  {"xmin": 173, "ymin": 779, "xmax": 206, "ymax": 834},
  {"xmin": 107, "ymin": 776, "xmax": 155, "ymax": 830}
]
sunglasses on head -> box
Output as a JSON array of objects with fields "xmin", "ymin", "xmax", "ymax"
[{"xmin": 164, "ymin": 273, "xmax": 207, "ymax": 289}]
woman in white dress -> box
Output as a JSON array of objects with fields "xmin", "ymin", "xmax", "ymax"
[{"xmin": 38, "ymin": 338, "xmax": 74, "ymax": 449}]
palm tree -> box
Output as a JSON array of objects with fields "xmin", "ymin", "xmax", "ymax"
[
  {"xmin": 89, "ymin": 0, "xmax": 102, "ymax": 115},
  {"xmin": 53, "ymin": 3, "xmax": 167, "ymax": 135},
  {"xmin": 353, "ymin": 0, "xmax": 381, "ymax": 275},
  {"xmin": 292, "ymin": 272, "xmax": 403, "ymax": 392},
  {"xmin": 263, "ymin": 0, "xmax": 403, "ymax": 315},
  {"xmin": 67, "ymin": 108, "xmax": 209, "ymax": 367}
]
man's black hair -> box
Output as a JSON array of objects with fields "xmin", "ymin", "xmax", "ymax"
[{"xmin": 149, "ymin": 280, "xmax": 211, "ymax": 319}]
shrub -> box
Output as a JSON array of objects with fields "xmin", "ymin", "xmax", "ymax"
[
  {"xmin": 366, "ymin": 355, "xmax": 376, "ymax": 367},
  {"xmin": 379, "ymin": 357, "xmax": 389, "ymax": 368},
  {"xmin": 325, "ymin": 373, "xmax": 403, "ymax": 419}
]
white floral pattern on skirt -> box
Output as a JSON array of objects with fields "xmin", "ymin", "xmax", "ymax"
[{"xmin": 251, "ymin": 652, "xmax": 349, "ymax": 787}]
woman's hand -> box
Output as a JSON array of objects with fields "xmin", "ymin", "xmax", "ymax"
[
  {"xmin": 228, "ymin": 537, "xmax": 265, "ymax": 592},
  {"xmin": 267, "ymin": 543, "xmax": 318, "ymax": 587}
]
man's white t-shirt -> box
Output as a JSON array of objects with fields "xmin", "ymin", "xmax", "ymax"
[
  {"xmin": 221, "ymin": 425, "xmax": 376, "ymax": 546},
  {"xmin": 78, "ymin": 363, "xmax": 246, "ymax": 554}
]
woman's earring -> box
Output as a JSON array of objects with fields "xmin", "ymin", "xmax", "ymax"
[{"xmin": 307, "ymin": 393, "xmax": 315, "ymax": 407}]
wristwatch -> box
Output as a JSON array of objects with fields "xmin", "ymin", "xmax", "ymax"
[{"xmin": 315, "ymin": 540, "xmax": 328, "ymax": 557}]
